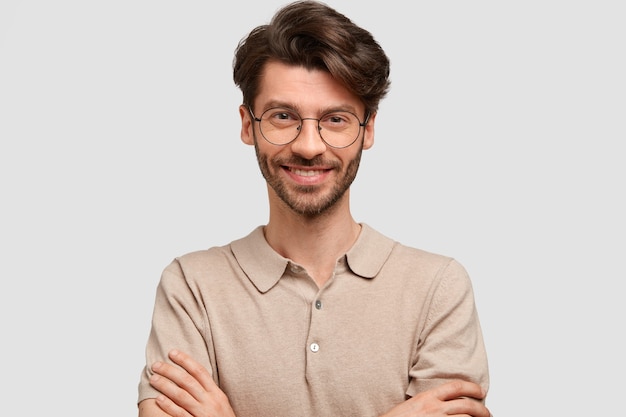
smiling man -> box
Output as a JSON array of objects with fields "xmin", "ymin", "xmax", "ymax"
[
  {"xmin": 245, "ymin": 62, "xmax": 370, "ymax": 221},
  {"xmin": 137, "ymin": 2, "xmax": 490, "ymax": 416}
]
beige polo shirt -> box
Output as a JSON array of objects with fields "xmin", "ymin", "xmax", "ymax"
[{"xmin": 138, "ymin": 224, "xmax": 489, "ymax": 416}]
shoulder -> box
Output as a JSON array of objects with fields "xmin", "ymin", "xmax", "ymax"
[
  {"xmin": 394, "ymin": 242, "xmax": 472, "ymax": 288},
  {"xmin": 155, "ymin": 245, "xmax": 233, "ymax": 294},
  {"xmin": 391, "ymin": 243, "xmax": 465, "ymax": 275},
  {"xmin": 361, "ymin": 224, "xmax": 459, "ymax": 271},
  {"xmin": 165, "ymin": 226, "xmax": 265, "ymax": 277},
  {"xmin": 364, "ymin": 224, "xmax": 471, "ymax": 286},
  {"xmin": 175, "ymin": 245, "xmax": 231, "ymax": 270}
]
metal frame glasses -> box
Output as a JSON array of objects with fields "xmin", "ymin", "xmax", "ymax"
[{"xmin": 248, "ymin": 106, "xmax": 370, "ymax": 149}]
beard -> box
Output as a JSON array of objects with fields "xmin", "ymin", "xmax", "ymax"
[{"xmin": 254, "ymin": 137, "xmax": 363, "ymax": 218}]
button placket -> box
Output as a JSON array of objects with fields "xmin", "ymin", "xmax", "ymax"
[{"xmin": 307, "ymin": 296, "xmax": 324, "ymax": 354}]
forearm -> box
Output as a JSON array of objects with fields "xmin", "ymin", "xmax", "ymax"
[
  {"xmin": 377, "ymin": 380, "xmax": 490, "ymax": 417},
  {"xmin": 138, "ymin": 399, "xmax": 170, "ymax": 417}
]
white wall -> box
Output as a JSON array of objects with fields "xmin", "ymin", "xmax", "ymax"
[{"xmin": 1, "ymin": 1, "xmax": 624, "ymax": 415}]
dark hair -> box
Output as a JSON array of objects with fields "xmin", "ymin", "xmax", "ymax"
[{"xmin": 233, "ymin": 0, "xmax": 390, "ymax": 115}]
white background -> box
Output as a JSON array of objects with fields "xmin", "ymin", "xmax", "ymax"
[{"xmin": 1, "ymin": 1, "xmax": 624, "ymax": 415}]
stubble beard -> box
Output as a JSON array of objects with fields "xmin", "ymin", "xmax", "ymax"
[{"xmin": 254, "ymin": 138, "xmax": 363, "ymax": 218}]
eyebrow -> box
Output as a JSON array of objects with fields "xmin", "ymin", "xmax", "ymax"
[{"xmin": 261, "ymin": 100, "xmax": 359, "ymax": 115}]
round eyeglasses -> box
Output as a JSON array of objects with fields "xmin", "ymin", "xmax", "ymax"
[{"xmin": 249, "ymin": 106, "xmax": 370, "ymax": 149}]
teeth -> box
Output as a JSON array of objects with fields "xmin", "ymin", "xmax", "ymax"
[{"xmin": 291, "ymin": 168, "xmax": 323, "ymax": 177}]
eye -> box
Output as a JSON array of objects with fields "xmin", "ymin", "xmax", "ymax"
[
  {"xmin": 320, "ymin": 112, "xmax": 354, "ymax": 129},
  {"xmin": 275, "ymin": 112, "xmax": 291, "ymax": 120},
  {"xmin": 266, "ymin": 108, "xmax": 299, "ymax": 124}
]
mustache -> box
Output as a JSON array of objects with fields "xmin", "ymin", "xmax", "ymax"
[{"xmin": 274, "ymin": 155, "xmax": 340, "ymax": 168}]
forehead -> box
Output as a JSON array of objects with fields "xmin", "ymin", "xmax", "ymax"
[{"xmin": 255, "ymin": 61, "xmax": 363, "ymax": 114}]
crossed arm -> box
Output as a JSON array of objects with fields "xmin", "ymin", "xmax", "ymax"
[{"xmin": 138, "ymin": 350, "xmax": 490, "ymax": 417}]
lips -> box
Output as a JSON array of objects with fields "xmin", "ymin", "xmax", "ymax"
[{"xmin": 288, "ymin": 167, "xmax": 328, "ymax": 177}]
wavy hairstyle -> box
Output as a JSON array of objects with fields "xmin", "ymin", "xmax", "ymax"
[{"xmin": 233, "ymin": 0, "xmax": 391, "ymax": 115}]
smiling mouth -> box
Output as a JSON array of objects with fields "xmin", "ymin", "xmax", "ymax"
[{"xmin": 287, "ymin": 167, "xmax": 328, "ymax": 177}]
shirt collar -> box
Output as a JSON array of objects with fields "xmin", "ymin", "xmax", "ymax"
[
  {"xmin": 230, "ymin": 224, "xmax": 395, "ymax": 293},
  {"xmin": 346, "ymin": 223, "xmax": 396, "ymax": 278}
]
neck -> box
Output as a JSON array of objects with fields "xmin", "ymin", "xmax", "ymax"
[{"xmin": 264, "ymin": 193, "xmax": 361, "ymax": 287}]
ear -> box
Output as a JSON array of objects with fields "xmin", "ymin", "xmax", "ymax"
[
  {"xmin": 362, "ymin": 112, "xmax": 376, "ymax": 150},
  {"xmin": 239, "ymin": 105, "xmax": 255, "ymax": 145}
]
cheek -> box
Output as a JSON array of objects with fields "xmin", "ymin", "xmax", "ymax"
[{"xmin": 254, "ymin": 138, "xmax": 282, "ymax": 165}]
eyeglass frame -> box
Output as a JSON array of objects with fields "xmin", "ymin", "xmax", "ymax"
[{"xmin": 247, "ymin": 106, "xmax": 371, "ymax": 149}]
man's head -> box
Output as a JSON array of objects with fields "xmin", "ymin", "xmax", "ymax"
[
  {"xmin": 234, "ymin": 1, "xmax": 391, "ymax": 218},
  {"xmin": 233, "ymin": 0, "xmax": 390, "ymax": 116}
]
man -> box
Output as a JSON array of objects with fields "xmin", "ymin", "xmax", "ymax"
[{"xmin": 138, "ymin": 1, "xmax": 490, "ymax": 416}]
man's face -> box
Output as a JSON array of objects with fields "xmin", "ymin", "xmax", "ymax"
[{"xmin": 239, "ymin": 61, "xmax": 375, "ymax": 217}]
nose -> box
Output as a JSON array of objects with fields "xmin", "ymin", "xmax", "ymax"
[{"xmin": 289, "ymin": 118, "xmax": 327, "ymax": 159}]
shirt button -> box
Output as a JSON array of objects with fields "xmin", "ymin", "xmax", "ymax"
[
  {"xmin": 310, "ymin": 343, "xmax": 320, "ymax": 353},
  {"xmin": 315, "ymin": 300, "xmax": 322, "ymax": 310}
]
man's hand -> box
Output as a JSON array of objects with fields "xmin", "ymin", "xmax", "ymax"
[
  {"xmin": 380, "ymin": 380, "xmax": 490, "ymax": 417},
  {"xmin": 148, "ymin": 350, "xmax": 237, "ymax": 417}
]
